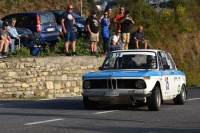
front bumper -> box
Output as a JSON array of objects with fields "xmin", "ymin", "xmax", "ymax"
[{"xmin": 82, "ymin": 89, "xmax": 152, "ymax": 98}]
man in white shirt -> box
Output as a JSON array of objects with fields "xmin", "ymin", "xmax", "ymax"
[
  {"xmin": 110, "ymin": 29, "xmax": 122, "ymax": 52},
  {"xmin": 7, "ymin": 18, "xmax": 34, "ymax": 52}
]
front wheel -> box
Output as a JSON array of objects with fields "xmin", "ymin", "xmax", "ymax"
[
  {"xmin": 173, "ymin": 85, "xmax": 187, "ymax": 105},
  {"xmin": 83, "ymin": 96, "xmax": 98, "ymax": 110},
  {"xmin": 147, "ymin": 86, "xmax": 161, "ymax": 111}
]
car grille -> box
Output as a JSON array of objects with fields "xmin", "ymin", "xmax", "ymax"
[{"xmin": 88, "ymin": 79, "xmax": 139, "ymax": 89}]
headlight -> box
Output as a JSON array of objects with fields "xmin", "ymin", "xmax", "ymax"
[
  {"xmin": 83, "ymin": 81, "xmax": 91, "ymax": 89},
  {"xmin": 75, "ymin": 22, "xmax": 84, "ymax": 27},
  {"xmin": 135, "ymin": 80, "xmax": 146, "ymax": 89}
]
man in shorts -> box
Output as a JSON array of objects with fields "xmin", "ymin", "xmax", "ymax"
[
  {"xmin": 61, "ymin": 4, "xmax": 78, "ymax": 56},
  {"xmin": 0, "ymin": 21, "xmax": 12, "ymax": 58},
  {"xmin": 86, "ymin": 10, "xmax": 100, "ymax": 55}
]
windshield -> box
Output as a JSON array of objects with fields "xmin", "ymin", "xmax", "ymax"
[{"xmin": 101, "ymin": 52, "xmax": 157, "ymax": 70}]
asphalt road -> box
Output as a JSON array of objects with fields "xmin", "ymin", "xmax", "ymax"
[{"xmin": 0, "ymin": 87, "xmax": 200, "ymax": 133}]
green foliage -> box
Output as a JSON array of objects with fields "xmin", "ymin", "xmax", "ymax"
[
  {"xmin": 12, "ymin": 93, "xmax": 17, "ymax": 98},
  {"xmin": 54, "ymin": 37, "xmax": 91, "ymax": 55},
  {"xmin": 19, "ymin": 94, "xmax": 24, "ymax": 99},
  {"xmin": 16, "ymin": 47, "xmax": 31, "ymax": 57},
  {"xmin": 54, "ymin": 37, "xmax": 65, "ymax": 54}
]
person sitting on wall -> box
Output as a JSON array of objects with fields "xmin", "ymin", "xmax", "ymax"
[
  {"xmin": 131, "ymin": 26, "xmax": 148, "ymax": 49},
  {"xmin": 110, "ymin": 29, "xmax": 122, "ymax": 52},
  {"xmin": 0, "ymin": 21, "xmax": 12, "ymax": 58}
]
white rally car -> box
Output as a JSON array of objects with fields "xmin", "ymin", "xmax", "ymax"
[{"xmin": 82, "ymin": 49, "xmax": 187, "ymax": 111}]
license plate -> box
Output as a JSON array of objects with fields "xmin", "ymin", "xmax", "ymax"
[
  {"xmin": 47, "ymin": 28, "xmax": 54, "ymax": 31},
  {"xmin": 103, "ymin": 91, "xmax": 119, "ymax": 96}
]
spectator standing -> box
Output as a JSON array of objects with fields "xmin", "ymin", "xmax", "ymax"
[
  {"xmin": 86, "ymin": 10, "xmax": 100, "ymax": 55},
  {"xmin": 110, "ymin": 29, "xmax": 122, "ymax": 52},
  {"xmin": 101, "ymin": 11, "xmax": 110, "ymax": 54},
  {"xmin": 61, "ymin": 4, "xmax": 78, "ymax": 56},
  {"xmin": 99, "ymin": 7, "xmax": 113, "ymax": 53},
  {"xmin": 0, "ymin": 21, "xmax": 12, "ymax": 58},
  {"xmin": 131, "ymin": 26, "xmax": 148, "ymax": 49},
  {"xmin": 119, "ymin": 10, "xmax": 134, "ymax": 50},
  {"xmin": 113, "ymin": 6, "xmax": 125, "ymax": 30},
  {"xmin": 7, "ymin": 18, "xmax": 35, "ymax": 52}
]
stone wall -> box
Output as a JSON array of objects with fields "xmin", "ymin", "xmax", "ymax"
[{"xmin": 0, "ymin": 56, "xmax": 104, "ymax": 99}]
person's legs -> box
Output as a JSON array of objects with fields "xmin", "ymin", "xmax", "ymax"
[
  {"xmin": 121, "ymin": 33, "xmax": 126, "ymax": 50},
  {"xmin": 0, "ymin": 40, "xmax": 4, "ymax": 52},
  {"xmin": 28, "ymin": 38, "xmax": 34, "ymax": 48},
  {"xmin": 135, "ymin": 40, "xmax": 139, "ymax": 49},
  {"xmin": 10, "ymin": 39, "xmax": 15, "ymax": 53},
  {"xmin": 103, "ymin": 37, "xmax": 109, "ymax": 53},
  {"xmin": 64, "ymin": 32, "xmax": 71, "ymax": 55},
  {"xmin": 144, "ymin": 42, "xmax": 148, "ymax": 49},
  {"xmin": 22, "ymin": 37, "xmax": 28, "ymax": 47},
  {"xmin": 3, "ymin": 39, "xmax": 9, "ymax": 53},
  {"xmin": 125, "ymin": 33, "xmax": 130, "ymax": 50},
  {"xmin": 70, "ymin": 31, "xmax": 77, "ymax": 54}
]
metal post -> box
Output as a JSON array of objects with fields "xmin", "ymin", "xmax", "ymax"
[{"xmin": 81, "ymin": 0, "xmax": 82, "ymax": 17}]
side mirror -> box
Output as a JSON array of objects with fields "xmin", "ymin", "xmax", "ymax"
[{"xmin": 163, "ymin": 64, "xmax": 170, "ymax": 70}]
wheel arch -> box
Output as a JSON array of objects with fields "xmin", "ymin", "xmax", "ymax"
[
  {"xmin": 183, "ymin": 83, "xmax": 187, "ymax": 99},
  {"xmin": 154, "ymin": 81, "xmax": 164, "ymax": 103}
]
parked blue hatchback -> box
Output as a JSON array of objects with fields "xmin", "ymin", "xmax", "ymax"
[{"xmin": 1, "ymin": 12, "xmax": 60, "ymax": 45}]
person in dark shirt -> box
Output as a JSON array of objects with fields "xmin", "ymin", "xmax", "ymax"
[
  {"xmin": 119, "ymin": 10, "xmax": 134, "ymax": 50},
  {"xmin": 61, "ymin": 4, "xmax": 78, "ymax": 56},
  {"xmin": 86, "ymin": 10, "xmax": 100, "ymax": 55},
  {"xmin": 131, "ymin": 26, "xmax": 148, "ymax": 49}
]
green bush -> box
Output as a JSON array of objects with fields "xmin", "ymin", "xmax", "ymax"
[{"xmin": 54, "ymin": 37, "xmax": 91, "ymax": 56}]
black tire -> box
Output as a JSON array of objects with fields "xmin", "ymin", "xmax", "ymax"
[
  {"xmin": 173, "ymin": 85, "xmax": 187, "ymax": 105},
  {"xmin": 83, "ymin": 96, "xmax": 98, "ymax": 110},
  {"xmin": 147, "ymin": 86, "xmax": 161, "ymax": 111}
]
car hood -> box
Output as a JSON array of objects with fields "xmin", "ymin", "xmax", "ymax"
[{"xmin": 83, "ymin": 70, "xmax": 161, "ymax": 78}]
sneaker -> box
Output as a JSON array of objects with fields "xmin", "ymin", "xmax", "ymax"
[
  {"xmin": 72, "ymin": 52, "xmax": 79, "ymax": 56},
  {"xmin": 66, "ymin": 52, "xmax": 71, "ymax": 56},
  {"xmin": 0, "ymin": 53, "xmax": 2, "ymax": 59},
  {"xmin": 2, "ymin": 52, "xmax": 8, "ymax": 58}
]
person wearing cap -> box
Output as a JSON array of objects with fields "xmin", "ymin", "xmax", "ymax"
[
  {"xmin": 86, "ymin": 10, "xmax": 100, "ymax": 55},
  {"xmin": 0, "ymin": 21, "xmax": 12, "ymax": 58},
  {"xmin": 61, "ymin": 4, "xmax": 78, "ymax": 56}
]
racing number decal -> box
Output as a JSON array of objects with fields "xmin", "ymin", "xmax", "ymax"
[{"xmin": 165, "ymin": 77, "xmax": 169, "ymax": 90}]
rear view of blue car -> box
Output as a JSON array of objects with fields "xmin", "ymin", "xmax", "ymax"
[{"xmin": 1, "ymin": 12, "xmax": 60, "ymax": 45}]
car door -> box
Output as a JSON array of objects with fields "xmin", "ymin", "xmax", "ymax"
[
  {"xmin": 165, "ymin": 52, "xmax": 179, "ymax": 95},
  {"xmin": 158, "ymin": 51, "xmax": 174, "ymax": 97}
]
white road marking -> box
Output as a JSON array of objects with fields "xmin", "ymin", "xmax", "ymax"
[
  {"xmin": 187, "ymin": 98, "xmax": 200, "ymax": 101},
  {"xmin": 25, "ymin": 118, "xmax": 64, "ymax": 125},
  {"xmin": 35, "ymin": 96, "xmax": 82, "ymax": 101},
  {"xmin": 94, "ymin": 110, "xmax": 119, "ymax": 114},
  {"xmin": 35, "ymin": 98, "xmax": 57, "ymax": 101}
]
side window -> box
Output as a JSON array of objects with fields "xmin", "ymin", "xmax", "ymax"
[
  {"xmin": 29, "ymin": 16, "xmax": 36, "ymax": 25},
  {"xmin": 16, "ymin": 15, "xmax": 23, "ymax": 26},
  {"xmin": 158, "ymin": 51, "xmax": 168, "ymax": 67},
  {"xmin": 54, "ymin": 14, "xmax": 60, "ymax": 24},
  {"xmin": 21, "ymin": 16, "xmax": 29, "ymax": 25},
  {"xmin": 166, "ymin": 53, "xmax": 176, "ymax": 70},
  {"xmin": 157, "ymin": 54, "xmax": 163, "ymax": 69},
  {"xmin": 2, "ymin": 16, "xmax": 13, "ymax": 24}
]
